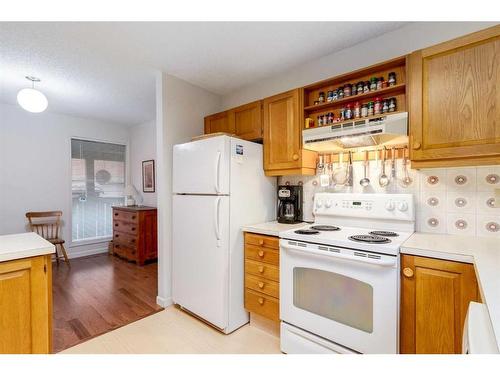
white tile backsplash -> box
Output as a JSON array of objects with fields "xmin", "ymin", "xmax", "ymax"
[{"xmin": 278, "ymin": 163, "xmax": 500, "ymax": 238}]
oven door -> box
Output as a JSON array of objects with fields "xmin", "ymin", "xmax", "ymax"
[{"xmin": 280, "ymin": 239, "xmax": 399, "ymax": 354}]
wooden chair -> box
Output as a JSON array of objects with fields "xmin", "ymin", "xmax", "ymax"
[{"xmin": 26, "ymin": 211, "xmax": 70, "ymax": 266}]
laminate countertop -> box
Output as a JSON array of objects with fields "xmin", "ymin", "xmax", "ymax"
[
  {"xmin": 401, "ymin": 232, "xmax": 500, "ymax": 352},
  {"xmin": 241, "ymin": 221, "xmax": 309, "ymax": 237},
  {"xmin": 0, "ymin": 232, "xmax": 55, "ymax": 262}
]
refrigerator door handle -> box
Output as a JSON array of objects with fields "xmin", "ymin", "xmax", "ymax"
[
  {"xmin": 214, "ymin": 197, "xmax": 222, "ymax": 246},
  {"xmin": 214, "ymin": 151, "xmax": 221, "ymax": 193}
]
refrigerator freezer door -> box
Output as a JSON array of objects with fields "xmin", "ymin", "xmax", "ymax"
[
  {"xmin": 172, "ymin": 194, "xmax": 230, "ymax": 330},
  {"xmin": 173, "ymin": 136, "xmax": 230, "ymax": 195}
]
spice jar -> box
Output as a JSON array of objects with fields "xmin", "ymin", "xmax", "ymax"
[
  {"xmin": 363, "ymin": 81, "xmax": 370, "ymax": 93},
  {"xmin": 314, "ymin": 100, "xmax": 320, "ymax": 106},
  {"xmin": 374, "ymin": 97, "xmax": 382, "ymax": 115},
  {"xmin": 327, "ymin": 90, "xmax": 334, "ymax": 102},
  {"xmin": 370, "ymin": 77, "xmax": 378, "ymax": 91},
  {"xmin": 377, "ymin": 77, "xmax": 384, "ymax": 90},
  {"xmin": 388, "ymin": 72, "xmax": 396, "ymax": 86},
  {"xmin": 332, "ymin": 90, "xmax": 338, "ymax": 101},
  {"xmin": 318, "ymin": 92, "xmax": 325, "ymax": 103},
  {"xmin": 343, "ymin": 84, "xmax": 352, "ymax": 97},
  {"xmin": 338, "ymin": 87, "xmax": 344, "ymax": 99},
  {"xmin": 361, "ymin": 103, "xmax": 368, "ymax": 117},
  {"xmin": 327, "ymin": 112, "xmax": 334, "ymax": 124},
  {"xmin": 381, "ymin": 79, "xmax": 388, "ymax": 89},
  {"xmin": 382, "ymin": 99, "xmax": 389, "ymax": 113},
  {"xmin": 356, "ymin": 82, "xmax": 364, "ymax": 95},
  {"xmin": 345, "ymin": 104, "xmax": 353, "ymax": 120},
  {"xmin": 317, "ymin": 114, "xmax": 324, "ymax": 126},
  {"xmin": 340, "ymin": 107, "xmax": 346, "ymax": 121},
  {"xmin": 354, "ymin": 102, "xmax": 361, "ymax": 119},
  {"xmin": 388, "ymin": 97, "xmax": 397, "ymax": 112},
  {"xmin": 367, "ymin": 101, "xmax": 374, "ymax": 116}
]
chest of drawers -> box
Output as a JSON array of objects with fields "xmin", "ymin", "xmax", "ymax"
[{"xmin": 112, "ymin": 206, "xmax": 157, "ymax": 265}]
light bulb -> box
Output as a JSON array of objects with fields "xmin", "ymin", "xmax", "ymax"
[{"xmin": 17, "ymin": 88, "xmax": 48, "ymax": 113}]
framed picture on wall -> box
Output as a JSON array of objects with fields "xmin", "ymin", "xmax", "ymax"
[{"xmin": 142, "ymin": 160, "xmax": 155, "ymax": 193}]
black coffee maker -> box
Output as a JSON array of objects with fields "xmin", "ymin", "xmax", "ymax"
[{"xmin": 277, "ymin": 185, "xmax": 303, "ymax": 224}]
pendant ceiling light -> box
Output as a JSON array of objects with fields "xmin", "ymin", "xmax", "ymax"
[{"xmin": 17, "ymin": 76, "xmax": 48, "ymax": 113}]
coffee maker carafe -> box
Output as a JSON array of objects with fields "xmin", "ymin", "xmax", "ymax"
[{"xmin": 277, "ymin": 185, "xmax": 303, "ymax": 224}]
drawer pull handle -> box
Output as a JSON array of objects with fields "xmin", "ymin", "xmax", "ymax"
[
  {"xmin": 114, "ymin": 213, "xmax": 118, "ymax": 216},
  {"xmin": 115, "ymin": 234, "xmax": 119, "ymax": 238},
  {"xmin": 258, "ymin": 266, "xmax": 264, "ymax": 273},
  {"xmin": 403, "ymin": 267, "xmax": 414, "ymax": 278},
  {"xmin": 258, "ymin": 282, "xmax": 264, "ymax": 289},
  {"xmin": 258, "ymin": 250, "xmax": 264, "ymax": 257},
  {"xmin": 258, "ymin": 297, "xmax": 264, "ymax": 305},
  {"xmin": 259, "ymin": 239, "xmax": 264, "ymax": 246},
  {"xmin": 132, "ymin": 216, "xmax": 136, "ymax": 220},
  {"xmin": 131, "ymin": 227, "xmax": 136, "ymax": 231}
]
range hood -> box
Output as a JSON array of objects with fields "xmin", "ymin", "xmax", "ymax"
[{"xmin": 303, "ymin": 112, "xmax": 408, "ymax": 152}]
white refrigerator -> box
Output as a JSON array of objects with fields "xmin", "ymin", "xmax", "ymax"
[{"xmin": 172, "ymin": 135, "xmax": 276, "ymax": 333}]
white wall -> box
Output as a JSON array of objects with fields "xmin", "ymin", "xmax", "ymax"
[
  {"xmin": 0, "ymin": 102, "xmax": 130, "ymax": 258},
  {"xmin": 221, "ymin": 22, "xmax": 498, "ymax": 109},
  {"xmin": 155, "ymin": 73, "xmax": 221, "ymax": 307},
  {"xmin": 129, "ymin": 120, "xmax": 157, "ymax": 207}
]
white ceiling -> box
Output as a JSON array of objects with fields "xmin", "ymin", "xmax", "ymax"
[{"xmin": 0, "ymin": 22, "xmax": 407, "ymax": 126}]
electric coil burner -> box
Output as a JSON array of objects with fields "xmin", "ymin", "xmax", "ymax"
[
  {"xmin": 369, "ymin": 231, "xmax": 399, "ymax": 237},
  {"xmin": 294, "ymin": 229, "xmax": 320, "ymax": 235},
  {"xmin": 348, "ymin": 235, "xmax": 391, "ymax": 244},
  {"xmin": 310, "ymin": 225, "xmax": 340, "ymax": 231}
]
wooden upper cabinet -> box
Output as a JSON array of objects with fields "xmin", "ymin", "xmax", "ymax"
[
  {"xmin": 263, "ymin": 89, "xmax": 316, "ymax": 176},
  {"xmin": 204, "ymin": 111, "xmax": 234, "ymax": 135},
  {"xmin": 400, "ymin": 255, "xmax": 479, "ymax": 354},
  {"xmin": 229, "ymin": 100, "xmax": 263, "ymax": 141},
  {"xmin": 409, "ymin": 25, "xmax": 500, "ymax": 168}
]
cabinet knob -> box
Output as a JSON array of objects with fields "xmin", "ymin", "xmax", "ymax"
[
  {"xmin": 132, "ymin": 216, "xmax": 136, "ymax": 220},
  {"xmin": 403, "ymin": 267, "xmax": 414, "ymax": 278},
  {"xmin": 114, "ymin": 212, "xmax": 118, "ymax": 216},
  {"xmin": 114, "ymin": 223, "xmax": 118, "ymax": 227},
  {"xmin": 258, "ymin": 266, "xmax": 264, "ymax": 273},
  {"xmin": 258, "ymin": 297, "xmax": 264, "ymax": 305},
  {"xmin": 258, "ymin": 250, "xmax": 264, "ymax": 257},
  {"xmin": 115, "ymin": 234, "xmax": 119, "ymax": 238},
  {"xmin": 292, "ymin": 153, "xmax": 299, "ymax": 161},
  {"xmin": 259, "ymin": 239, "xmax": 264, "ymax": 246},
  {"xmin": 413, "ymin": 142, "xmax": 421, "ymax": 150},
  {"xmin": 131, "ymin": 227, "xmax": 136, "ymax": 231},
  {"xmin": 258, "ymin": 282, "xmax": 265, "ymax": 289}
]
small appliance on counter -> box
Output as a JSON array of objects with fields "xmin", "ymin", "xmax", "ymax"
[{"xmin": 277, "ymin": 185, "xmax": 303, "ymax": 224}]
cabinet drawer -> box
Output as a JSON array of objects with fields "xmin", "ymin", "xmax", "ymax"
[
  {"xmin": 113, "ymin": 210, "xmax": 138, "ymax": 223},
  {"xmin": 113, "ymin": 243, "xmax": 137, "ymax": 261},
  {"xmin": 245, "ymin": 244, "xmax": 279, "ymax": 265},
  {"xmin": 245, "ymin": 274, "xmax": 279, "ymax": 299},
  {"xmin": 244, "ymin": 233, "xmax": 279, "ymax": 249},
  {"xmin": 113, "ymin": 220, "xmax": 139, "ymax": 235},
  {"xmin": 113, "ymin": 231, "xmax": 138, "ymax": 249},
  {"xmin": 245, "ymin": 259, "xmax": 279, "ymax": 282},
  {"xmin": 245, "ymin": 289, "xmax": 279, "ymax": 321}
]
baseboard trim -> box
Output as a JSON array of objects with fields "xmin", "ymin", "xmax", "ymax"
[
  {"xmin": 156, "ymin": 295, "xmax": 173, "ymax": 308},
  {"xmin": 68, "ymin": 246, "xmax": 108, "ymax": 259}
]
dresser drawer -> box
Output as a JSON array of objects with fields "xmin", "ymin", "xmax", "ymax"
[
  {"xmin": 245, "ymin": 274, "xmax": 279, "ymax": 299},
  {"xmin": 245, "ymin": 244, "xmax": 279, "ymax": 265},
  {"xmin": 113, "ymin": 243, "xmax": 137, "ymax": 261},
  {"xmin": 113, "ymin": 209, "xmax": 138, "ymax": 223},
  {"xmin": 113, "ymin": 231, "xmax": 138, "ymax": 248},
  {"xmin": 113, "ymin": 220, "xmax": 139, "ymax": 235},
  {"xmin": 244, "ymin": 233, "xmax": 279, "ymax": 250},
  {"xmin": 245, "ymin": 259, "xmax": 279, "ymax": 282},
  {"xmin": 245, "ymin": 289, "xmax": 279, "ymax": 321}
]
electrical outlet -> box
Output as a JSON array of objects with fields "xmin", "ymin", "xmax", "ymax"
[{"xmin": 495, "ymin": 189, "xmax": 500, "ymax": 208}]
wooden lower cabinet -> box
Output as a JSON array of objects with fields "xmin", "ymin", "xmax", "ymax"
[
  {"xmin": 400, "ymin": 254, "xmax": 479, "ymax": 354},
  {"xmin": 0, "ymin": 255, "xmax": 52, "ymax": 354},
  {"xmin": 244, "ymin": 232, "xmax": 280, "ymax": 321}
]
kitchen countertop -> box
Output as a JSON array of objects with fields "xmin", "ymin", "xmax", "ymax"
[
  {"xmin": 241, "ymin": 221, "xmax": 309, "ymax": 237},
  {"xmin": 401, "ymin": 232, "xmax": 500, "ymax": 352},
  {"xmin": 0, "ymin": 232, "xmax": 55, "ymax": 262}
]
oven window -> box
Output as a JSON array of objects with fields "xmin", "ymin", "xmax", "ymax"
[{"xmin": 293, "ymin": 267, "xmax": 373, "ymax": 333}]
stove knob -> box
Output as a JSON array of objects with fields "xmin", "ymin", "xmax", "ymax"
[
  {"xmin": 398, "ymin": 201, "xmax": 408, "ymax": 212},
  {"xmin": 315, "ymin": 200, "xmax": 323, "ymax": 208},
  {"xmin": 325, "ymin": 200, "xmax": 332, "ymax": 208},
  {"xmin": 385, "ymin": 201, "xmax": 395, "ymax": 211}
]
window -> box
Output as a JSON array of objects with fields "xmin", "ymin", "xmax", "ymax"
[{"xmin": 71, "ymin": 139, "xmax": 126, "ymax": 242}]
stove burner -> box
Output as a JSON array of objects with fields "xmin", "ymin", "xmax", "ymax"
[
  {"xmin": 310, "ymin": 225, "xmax": 340, "ymax": 231},
  {"xmin": 369, "ymin": 231, "xmax": 399, "ymax": 237},
  {"xmin": 294, "ymin": 229, "xmax": 320, "ymax": 235},
  {"xmin": 348, "ymin": 235, "xmax": 391, "ymax": 244}
]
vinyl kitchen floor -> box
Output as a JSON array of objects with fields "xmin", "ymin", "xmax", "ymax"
[{"xmin": 61, "ymin": 306, "xmax": 281, "ymax": 354}]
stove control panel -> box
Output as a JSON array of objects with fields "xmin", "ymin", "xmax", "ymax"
[{"xmin": 313, "ymin": 193, "xmax": 415, "ymax": 221}]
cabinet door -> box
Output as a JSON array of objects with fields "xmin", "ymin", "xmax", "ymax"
[
  {"xmin": 230, "ymin": 100, "xmax": 263, "ymax": 140},
  {"xmin": 0, "ymin": 255, "xmax": 52, "ymax": 354},
  {"xmin": 409, "ymin": 26, "xmax": 500, "ymax": 168},
  {"xmin": 400, "ymin": 255, "xmax": 478, "ymax": 354},
  {"xmin": 204, "ymin": 111, "xmax": 234, "ymax": 134}
]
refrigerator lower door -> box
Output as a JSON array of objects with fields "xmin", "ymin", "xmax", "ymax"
[{"xmin": 172, "ymin": 194, "xmax": 230, "ymax": 330}]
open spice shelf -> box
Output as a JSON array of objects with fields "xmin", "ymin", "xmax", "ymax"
[{"xmin": 303, "ymin": 111, "xmax": 406, "ymax": 132}]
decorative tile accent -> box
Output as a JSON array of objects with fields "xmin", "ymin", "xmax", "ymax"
[
  {"xmin": 476, "ymin": 192, "xmax": 497, "ymax": 214},
  {"xmin": 476, "ymin": 215, "xmax": 500, "ymax": 238},
  {"xmin": 445, "ymin": 191, "xmax": 476, "ymax": 214},
  {"xmin": 446, "ymin": 168, "xmax": 476, "ymax": 191},
  {"xmin": 446, "ymin": 213, "xmax": 476, "ymax": 236},
  {"xmin": 420, "ymin": 169, "xmax": 446, "ymax": 191},
  {"xmin": 476, "ymin": 166, "xmax": 500, "ymax": 191}
]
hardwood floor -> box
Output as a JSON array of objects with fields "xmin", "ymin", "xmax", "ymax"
[{"xmin": 52, "ymin": 253, "xmax": 162, "ymax": 353}]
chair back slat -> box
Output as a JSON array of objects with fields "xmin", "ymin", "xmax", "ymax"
[{"xmin": 26, "ymin": 211, "xmax": 63, "ymax": 241}]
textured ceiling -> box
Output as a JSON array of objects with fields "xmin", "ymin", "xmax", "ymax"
[{"xmin": 0, "ymin": 22, "xmax": 407, "ymax": 126}]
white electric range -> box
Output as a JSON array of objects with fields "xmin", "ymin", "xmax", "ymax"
[{"xmin": 279, "ymin": 193, "xmax": 415, "ymax": 354}]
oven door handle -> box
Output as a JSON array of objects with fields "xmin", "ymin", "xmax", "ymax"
[{"xmin": 282, "ymin": 242, "xmax": 397, "ymax": 267}]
